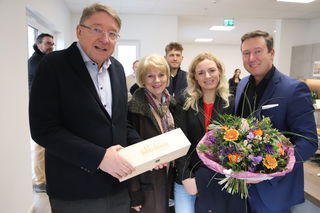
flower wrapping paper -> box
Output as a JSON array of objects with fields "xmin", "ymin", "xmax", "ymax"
[{"xmin": 197, "ymin": 129, "xmax": 296, "ymax": 180}]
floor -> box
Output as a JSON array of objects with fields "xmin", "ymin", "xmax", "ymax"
[{"xmin": 31, "ymin": 192, "xmax": 51, "ymax": 213}]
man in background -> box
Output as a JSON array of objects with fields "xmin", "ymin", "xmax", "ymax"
[
  {"xmin": 28, "ymin": 33, "xmax": 54, "ymax": 91},
  {"xmin": 126, "ymin": 59, "xmax": 139, "ymax": 100},
  {"xmin": 28, "ymin": 33, "xmax": 54, "ymax": 193},
  {"xmin": 235, "ymin": 30, "xmax": 318, "ymax": 212},
  {"xmin": 164, "ymin": 42, "xmax": 187, "ymax": 99}
]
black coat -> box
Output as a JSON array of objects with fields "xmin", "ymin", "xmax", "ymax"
[
  {"xmin": 29, "ymin": 42, "xmax": 141, "ymax": 200},
  {"xmin": 174, "ymin": 95, "xmax": 246, "ymax": 213},
  {"xmin": 167, "ymin": 68, "xmax": 187, "ymax": 100},
  {"xmin": 228, "ymin": 77, "xmax": 240, "ymax": 96},
  {"xmin": 28, "ymin": 44, "xmax": 45, "ymax": 92},
  {"xmin": 127, "ymin": 88, "xmax": 176, "ymax": 213}
]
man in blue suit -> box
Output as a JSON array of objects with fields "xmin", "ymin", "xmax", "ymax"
[{"xmin": 235, "ymin": 30, "xmax": 318, "ymax": 213}]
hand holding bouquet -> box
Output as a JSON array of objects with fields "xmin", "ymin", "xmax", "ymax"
[{"xmin": 197, "ymin": 114, "xmax": 295, "ymax": 198}]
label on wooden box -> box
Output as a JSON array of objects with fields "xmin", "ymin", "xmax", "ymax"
[{"xmin": 118, "ymin": 128, "xmax": 191, "ymax": 182}]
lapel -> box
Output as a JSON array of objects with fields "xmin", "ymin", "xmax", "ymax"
[
  {"xmin": 212, "ymin": 97, "xmax": 223, "ymax": 121},
  {"xmin": 108, "ymin": 57, "xmax": 122, "ymax": 117},
  {"xmin": 235, "ymin": 77, "xmax": 249, "ymax": 112},
  {"xmin": 235, "ymin": 69, "xmax": 281, "ymax": 118},
  {"xmin": 67, "ymin": 42, "xmax": 111, "ymax": 120},
  {"xmin": 255, "ymin": 69, "xmax": 281, "ymax": 117},
  {"xmin": 175, "ymin": 69, "xmax": 183, "ymax": 93},
  {"xmin": 195, "ymin": 99, "xmax": 205, "ymax": 131}
]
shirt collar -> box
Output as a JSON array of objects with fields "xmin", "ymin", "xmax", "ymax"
[{"xmin": 249, "ymin": 65, "xmax": 275, "ymax": 86}]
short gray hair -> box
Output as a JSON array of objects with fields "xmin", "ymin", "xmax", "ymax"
[{"xmin": 79, "ymin": 3, "xmax": 121, "ymax": 29}]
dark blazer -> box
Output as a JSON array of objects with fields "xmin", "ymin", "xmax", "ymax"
[
  {"xmin": 235, "ymin": 68, "xmax": 318, "ymax": 211},
  {"xmin": 29, "ymin": 42, "xmax": 141, "ymax": 200},
  {"xmin": 174, "ymin": 96, "xmax": 246, "ymax": 213},
  {"xmin": 127, "ymin": 88, "xmax": 176, "ymax": 213},
  {"xmin": 167, "ymin": 68, "xmax": 187, "ymax": 99}
]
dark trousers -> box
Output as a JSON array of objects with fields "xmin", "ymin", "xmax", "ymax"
[
  {"xmin": 49, "ymin": 188, "xmax": 130, "ymax": 213},
  {"xmin": 195, "ymin": 166, "xmax": 247, "ymax": 213},
  {"xmin": 248, "ymin": 185, "xmax": 289, "ymax": 213}
]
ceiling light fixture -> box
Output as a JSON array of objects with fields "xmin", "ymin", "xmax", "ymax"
[
  {"xmin": 209, "ymin": 26, "xmax": 235, "ymax": 31},
  {"xmin": 277, "ymin": 0, "xmax": 314, "ymax": 3},
  {"xmin": 195, "ymin": 38, "xmax": 213, "ymax": 43}
]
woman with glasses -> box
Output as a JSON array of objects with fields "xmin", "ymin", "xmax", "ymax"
[
  {"xmin": 127, "ymin": 54, "xmax": 175, "ymax": 213},
  {"xmin": 174, "ymin": 52, "xmax": 246, "ymax": 213}
]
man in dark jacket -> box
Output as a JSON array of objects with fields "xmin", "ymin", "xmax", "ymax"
[
  {"xmin": 29, "ymin": 3, "xmax": 142, "ymax": 213},
  {"xmin": 165, "ymin": 42, "xmax": 187, "ymax": 100},
  {"xmin": 27, "ymin": 33, "xmax": 54, "ymax": 193},
  {"xmin": 28, "ymin": 33, "xmax": 54, "ymax": 92}
]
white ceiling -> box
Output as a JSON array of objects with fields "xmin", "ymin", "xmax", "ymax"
[{"xmin": 63, "ymin": 0, "xmax": 320, "ymax": 45}]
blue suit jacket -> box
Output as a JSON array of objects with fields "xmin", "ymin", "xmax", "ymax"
[{"xmin": 235, "ymin": 68, "xmax": 318, "ymax": 210}]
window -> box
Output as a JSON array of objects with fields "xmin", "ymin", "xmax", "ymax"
[
  {"xmin": 114, "ymin": 40, "xmax": 140, "ymax": 76},
  {"xmin": 27, "ymin": 25, "xmax": 38, "ymax": 58}
]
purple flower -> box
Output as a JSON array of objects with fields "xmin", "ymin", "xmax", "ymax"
[
  {"xmin": 247, "ymin": 131, "xmax": 255, "ymax": 140},
  {"xmin": 208, "ymin": 135, "xmax": 216, "ymax": 143},
  {"xmin": 248, "ymin": 155, "xmax": 262, "ymax": 165},
  {"xmin": 248, "ymin": 165, "xmax": 257, "ymax": 172},
  {"xmin": 221, "ymin": 147, "xmax": 234, "ymax": 156},
  {"xmin": 265, "ymin": 144, "xmax": 274, "ymax": 154}
]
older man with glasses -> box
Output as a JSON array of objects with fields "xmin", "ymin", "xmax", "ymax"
[{"xmin": 29, "ymin": 3, "xmax": 142, "ymax": 213}]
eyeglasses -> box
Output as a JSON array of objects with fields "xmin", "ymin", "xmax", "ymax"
[
  {"xmin": 80, "ymin": 24, "xmax": 120, "ymax": 40},
  {"xmin": 42, "ymin": 41, "xmax": 55, "ymax": 46}
]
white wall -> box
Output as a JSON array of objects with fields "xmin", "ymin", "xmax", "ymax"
[
  {"xmin": 0, "ymin": 0, "xmax": 33, "ymax": 212},
  {"xmin": 307, "ymin": 18, "xmax": 320, "ymax": 44},
  {"xmin": 28, "ymin": 0, "xmax": 73, "ymax": 48},
  {"xmin": 0, "ymin": 0, "xmax": 72, "ymax": 212},
  {"xmin": 121, "ymin": 14, "xmax": 178, "ymax": 57},
  {"xmin": 278, "ymin": 18, "xmax": 320, "ymax": 77},
  {"xmin": 181, "ymin": 43, "xmax": 247, "ymax": 79}
]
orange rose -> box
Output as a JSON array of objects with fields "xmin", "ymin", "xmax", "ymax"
[
  {"xmin": 253, "ymin": 128, "xmax": 263, "ymax": 136},
  {"xmin": 263, "ymin": 154, "xmax": 278, "ymax": 169},
  {"xmin": 228, "ymin": 153, "xmax": 241, "ymax": 164},
  {"xmin": 221, "ymin": 125, "xmax": 229, "ymax": 131},
  {"xmin": 277, "ymin": 143, "xmax": 285, "ymax": 156},
  {"xmin": 223, "ymin": 129, "xmax": 239, "ymax": 141}
]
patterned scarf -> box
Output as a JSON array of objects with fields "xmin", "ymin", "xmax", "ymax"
[{"xmin": 144, "ymin": 88, "xmax": 175, "ymax": 133}]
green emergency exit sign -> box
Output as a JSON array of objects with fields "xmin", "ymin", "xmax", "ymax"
[{"xmin": 224, "ymin": 19, "xmax": 234, "ymax": 27}]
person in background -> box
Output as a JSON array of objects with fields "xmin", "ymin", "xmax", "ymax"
[
  {"xmin": 236, "ymin": 30, "xmax": 318, "ymax": 213},
  {"xmin": 228, "ymin": 68, "xmax": 241, "ymax": 96},
  {"xmin": 174, "ymin": 52, "xmax": 246, "ymax": 213},
  {"xmin": 29, "ymin": 3, "xmax": 142, "ymax": 213},
  {"xmin": 28, "ymin": 32, "xmax": 54, "ymax": 193},
  {"xmin": 127, "ymin": 54, "xmax": 175, "ymax": 213},
  {"xmin": 126, "ymin": 59, "xmax": 140, "ymax": 100},
  {"xmin": 165, "ymin": 42, "xmax": 187, "ymax": 99},
  {"xmin": 28, "ymin": 33, "xmax": 54, "ymax": 91}
]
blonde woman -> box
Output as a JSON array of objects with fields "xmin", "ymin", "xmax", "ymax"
[
  {"xmin": 174, "ymin": 52, "xmax": 246, "ymax": 213},
  {"xmin": 127, "ymin": 54, "xmax": 175, "ymax": 213}
]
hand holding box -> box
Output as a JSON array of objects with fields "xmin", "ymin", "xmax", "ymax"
[{"xmin": 118, "ymin": 128, "xmax": 191, "ymax": 182}]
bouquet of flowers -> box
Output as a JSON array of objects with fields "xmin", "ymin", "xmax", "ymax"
[{"xmin": 197, "ymin": 114, "xmax": 295, "ymax": 198}]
